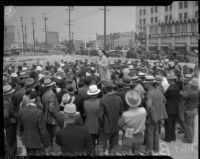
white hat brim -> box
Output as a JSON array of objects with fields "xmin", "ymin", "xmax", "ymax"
[
  {"xmin": 42, "ymin": 82, "xmax": 55, "ymax": 87},
  {"xmin": 125, "ymin": 93, "xmax": 141, "ymax": 108},
  {"xmin": 189, "ymin": 81, "xmax": 199, "ymax": 87},
  {"xmin": 3, "ymin": 89, "xmax": 15, "ymax": 95},
  {"xmin": 87, "ymin": 89, "xmax": 101, "ymax": 95}
]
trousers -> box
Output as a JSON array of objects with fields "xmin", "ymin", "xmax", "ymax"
[
  {"xmin": 145, "ymin": 121, "xmax": 159, "ymax": 153},
  {"xmin": 164, "ymin": 115, "xmax": 177, "ymax": 141},
  {"xmin": 183, "ymin": 110, "xmax": 197, "ymax": 143},
  {"xmin": 5, "ymin": 123, "xmax": 17, "ymax": 156},
  {"xmin": 96, "ymin": 132, "xmax": 119, "ymax": 155},
  {"xmin": 26, "ymin": 148, "xmax": 44, "ymax": 156}
]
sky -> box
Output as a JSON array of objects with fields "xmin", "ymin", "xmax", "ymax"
[{"xmin": 5, "ymin": 6, "xmax": 136, "ymax": 43}]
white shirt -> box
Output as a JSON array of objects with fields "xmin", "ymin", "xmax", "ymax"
[{"xmin": 162, "ymin": 77, "xmax": 169, "ymax": 93}]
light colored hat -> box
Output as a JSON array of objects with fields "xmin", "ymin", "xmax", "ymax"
[
  {"xmin": 165, "ymin": 59, "xmax": 169, "ymax": 62},
  {"xmin": 185, "ymin": 74, "xmax": 192, "ymax": 78},
  {"xmin": 155, "ymin": 75, "xmax": 163, "ymax": 83},
  {"xmin": 128, "ymin": 65, "xmax": 134, "ymax": 70},
  {"xmin": 11, "ymin": 72, "xmax": 18, "ymax": 78},
  {"xmin": 86, "ymin": 72, "xmax": 91, "ymax": 77},
  {"xmin": 22, "ymin": 67, "xmax": 28, "ymax": 71},
  {"xmin": 36, "ymin": 66, "xmax": 42, "ymax": 71},
  {"xmin": 62, "ymin": 93, "xmax": 71, "ymax": 104},
  {"xmin": 63, "ymin": 103, "xmax": 80, "ymax": 116},
  {"xmin": 138, "ymin": 72, "xmax": 145, "ymax": 76},
  {"xmin": 127, "ymin": 61, "xmax": 131, "ymax": 64},
  {"xmin": 57, "ymin": 67, "xmax": 63, "ymax": 72},
  {"xmin": 42, "ymin": 78, "xmax": 55, "ymax": 87},
  {"xmin": 143, "ymin": 75, "xmax": 156, "ymax": 83},
  {"xmin": 190, "ymin": 78, "xmax": 199, "ymax": 87},
  {"xmin": 3, "ymin": 84, "xmax": 15, "ymax": 95},
  {"xmin": 130, "ymin": 76, "xmax": 141, "ymax": 83},
  {"xmin": 167, "ymin": 73, "xmax": 177, "ymax": 80},
  {"xmin": 38, "ymin": 74, "xmax": 44, "ymax": 80},
  {"xmin": 125, "ymin": 90, "xmax": 141, "ymax": 108},
  {"xmin": 87, "ymin": 85, "xmax": 101, "ymax": 95},
  {"xmin": 19, "ymin": 71, "xmax": 29, "ymax": 78}
]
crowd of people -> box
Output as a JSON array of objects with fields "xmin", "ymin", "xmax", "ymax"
[{"xmin": 3, "ymin": 50, "xmax": 199, "ymax": 156}]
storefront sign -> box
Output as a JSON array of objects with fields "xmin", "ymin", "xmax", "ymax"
[{"xmin": 149, "ymin": 32, "xmax": 198, "ymax": 38}]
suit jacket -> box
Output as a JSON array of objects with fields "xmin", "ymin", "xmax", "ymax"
[
  {"xmin": 146, "ymin": 88, "xmax": 168, "ymax": 124},
  {"xmin": 4, "ymin": 97, "xmax": 18, "ymax": 128},
  {"xmin": 99, "ymin": 93, "xmax": 123, "ymax": 133},
  {"xmin": 55, "ymin": 124, "xmax": 93, "ymax": 156},
  {"xmin": 19, "ymin": 104, "xmax": 50, "ymax": 149},
  {"xmin": 115, "ymin": 88, "xmax": 131, "ymax": 111},
  {"xmin": 164, "ymin": 83, "xmax": 180, "ymax": 115},
  {"xmin": 12, "ymin": 87, "xmax": 26, "ymax": 111},
  {"xmin": 42, "ymin": 89, "xmax": 61, "ymax": 125}
]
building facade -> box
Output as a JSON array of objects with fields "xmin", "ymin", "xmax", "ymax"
[
  {"xmin": 4, "ymin": 25, "xmax": 15, "ymax": 51},
  {"xmin": 135, "ymin": 1, "xmax": 199, "ymax": 52},
  {"xmin": 46, "ymin": 31, "xmax": 59, "ymax": 48},
  {"xmin": 96, "ymin": 31, "xmax": 136, "ymax": 50}
]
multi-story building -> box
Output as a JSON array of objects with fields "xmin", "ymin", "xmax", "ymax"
[
  {"xmin": 136, "ymin": 1, "xmax": 198, "ymax": 52},
  {"xmin": 96, "ymin": 31, "xmax": 136, "ymax": 50},
  {"xmin": 4, "ymin": 25, "xmax": 15, "ymax": 51},
  {"xmin": 46, "ymin": 31, "xmax": 59, "ymax": 49}
]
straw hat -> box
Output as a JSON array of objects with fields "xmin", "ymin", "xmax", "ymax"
[
  {"xmin": 143, "ymin": 75, "xmax": 156, "ymax": 83},
  {"xmin": 42, "ymin": 78, "xmax": 55, "ymax": 87},
  {"xmin": 19, "ymin": 71, "xmax": 29, "ymax": 79},
  {"xmin": 63, "ymin": 103, "xmax": 80, "ymax": 116},
  {"xmin": 125, "ymin": 90, "xmax": 141, "ymax": 108},
  {"xmin": 130, "ymin": 76, "xmax": 141, "ymax": 83},
  {"xmin": 36, "ymin": 66, "xmax": 42, "ymax": 71},
  {"xmin": 87, "ymin": 85, "xmax": 101, "ymax": 95},
  {"xmin": 155, "ymin": 75, "xmax": 163, "ymax": 83},
  {"xmin": 167, "ymin": 73, "xmax": 177, "ymax": 80},
  {"xmin": 189, "ymin": 78, "xmax": 199, "ymax": 87},
  {"xmin": 3, "ymin": 84, "xmax": 15, "ymax": 96}
]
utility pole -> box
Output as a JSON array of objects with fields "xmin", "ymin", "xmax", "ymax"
[
  {"xmin": 100, "ymin": 6, "xmax": 109, "ymax": 51},
  {"xmin": 72, "ymin": 32, "xmax": 74, "ymax": 52},
  {"xmin": 43, "ymin": 13, "xmax": 48, "ymax": 53},
  {"xmin": 31, "ymin": 18, "xmax": 36, "ymax": 52},
  {"xmin": 24, "ymin": 23, "xmax": 27, "ymax": 52},
  {"xmin": 66, "ymin": 7, "xmax": 74, "ymax": 55},
  {"xmin": 17, "ymin": 29, "xmax": 20, "ymax": 43},
  {"xmin": 20, "ymin": 17, "xmax": 25, "ymax": 54}
]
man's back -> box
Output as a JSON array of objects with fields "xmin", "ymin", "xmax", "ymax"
[{"xmin": 99, "ymin": 93, "xmax": 123, "ymax": 133}]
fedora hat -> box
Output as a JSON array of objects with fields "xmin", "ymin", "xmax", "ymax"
[
  {"xmin": 189, "ymin": 78, "xmax": 199, "ymax": 87},
  {"xmin": 122, "ymin": 77, "xmax": 132, "ymax": 86},
  {"xmin": 155, "ymin": 75, "xmax": 163, "ymax": 83},
  {"xmin": 103, "ymin": 80, "xmax": 114, "ymax": 88},
  {"xmin": 87, "ymin": 85, "xmax": 101, "ymax": 95},
  {"xmin": 167, "ymin": 73, "xmax": 177, "ymax": 80},
  {"xmin": 25, "ymin": 78, "xmax": 37, "ymax": 89},
  {"xmin": 137, "ymin": 72, "xmax": 145, "ymax": 77},
  {"xmin": 130, "ymin": 76, "xmax": 141, "ymax": 83},
  {"xmin": 3, "ymin": 84, "xmax": 15, "ymax": 95},
  {"xmin": 63, "ymin": 103, "xmax": 80, "ymax": 116},
  {"xmin": 125, "ymin": 90, "xmax": 141, "ymax": 108},
  {"xmin": 42, "ymin": 78, "xmax": 55, "ymax": 87},
  {"xmin": 36, "ymin": 65, "xmax": 42, "ymax": 71},
  {"xmin": 19, "ymin": 71, "xmax": 29, "ymax": 79},
  {"xmin": 143, "ymin": 75, "xmax": 156, "ymax": 83},
  {"xmin": 184, "ymin": 74, "xmax": 192, "ymax": 78}
]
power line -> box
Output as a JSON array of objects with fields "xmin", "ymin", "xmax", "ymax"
[
  {"xmin": 43, "ymin": 13, "xmax": 48, "ymax": 52},
  {"xmin": 32, "ymin": 18, "xmax": 36, "ymax": 52},
  {"xmin": 20, "ymin": 17, "xmax": 25, "ymax": 54},
  {"xmin": 72, "ymin": 9, "xmax": 99, "ymax": 22}
]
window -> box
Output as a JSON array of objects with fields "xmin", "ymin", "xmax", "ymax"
[
  {"xmin": 165, "ymin": 6, "xmax": 168, "ymax": 11},
  {"xmin": 161, "ymin": 26, "xmax": 166, "ymax": 33},
  {"xmin": 184, "ymin": 12, "xmax": 187, "ymax": 19},
  {"xmin": 155, "ymin": 6, "xmax": 158, "ymax": 13},
  {"xmin": 151, "ymin": 17, "xmax": 153, "ymax": 23},
  {"xmin": 184, "ymin": 1, "xmax": 188, "ymax": 8},
  {"xmin": 182, "ymin": 24, "xmax": 187, "ymax": 32},
  {"xmin": 165, "ymin": 15, "xmax": 168, "ymax": 22},
  {"xmin": 166, "ymin": 25, "xmax": 172, "ymax": 33},
  {"xmin": 175, "ymin": 24, "xmax": 181, "ymax": 32},
  {"xmin": 140, "ymin": 10, "xmax": 142, "ymax": 16},
  {"xmin": 195, "ymin": 11, "xmax": 198, "ymax": 18},
  {"xmin": 143, "ymin": 9, "xmax": 146, "ymax": 15},
  {"xmin": 151, "ymin": 7, "xmax": 153, "ymax": 14},
  {"xmin": 154, "ymin": 26, "xmax": 158, "ymax": 33},
  {"xmin": 143, "ymin": 19, "xmax": 146, "ymax": 25},
  {"xmin": 169, "ymin": 5, "xmax": 172, "ymax": 11},
  {"xmin": 155, "ymin": 17, "xmax": 158, "ymax": 23},
  {"xmin": 169, "ymin": 15, "xmax": 172, "ymax": 21},
  {"xmin": 140, "ymin": 19, "xmax": 142, "ymax": 25},
  {"xmin": 191, "ymin": 23, "xmax": 197, "ymax": 32},
  {"xmin": 179, "ymin": 13, "xmax": 182, "ymax": 20},
  {"xmin": 150, "ymin": 26, "xmax": 154, "ymax": 33},
  {"xmin": 179, "ymin": 2, "xmax": 183, "ymax": 9}
]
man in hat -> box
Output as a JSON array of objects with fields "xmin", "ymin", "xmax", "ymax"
[
  {"xmin": 83, "ymin": 85, "xmax": 101, "ymax": 154},
  {"xmin": 42, "ymin": 78, "xmax": 64, "ymax": 155},
  {"xmin": 19, "ymin": 91, "xmax": 50, "ymax": 156},
  {"xmin": 164, "ymin": 73, "xmax": 180, "ymax": 142},
  {"xmin": 55, "ymin": 103, "xmax": 93, "ymax": 156},
  {"xmin": 118, "ymin": 90, "xmax": 147, "ymax": 155},
  {"xmin": 3, "ymin": 84, "xmax": 18, "ymax": 156},
  {"xmin": 97, "ymin": 80, "xmax": 123, "ymax": 155},
  {"xmin": 143, "ymin": 76, "xmax": 168, "ymax": 155},
  {"xmin": 179, "ymin": 78, "xmax": 199, "ymax": 143}
]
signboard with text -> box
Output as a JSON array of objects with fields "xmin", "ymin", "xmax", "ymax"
[{"xmin": 149, "ymin": 32, "xmax": 198, "ymax": 38}]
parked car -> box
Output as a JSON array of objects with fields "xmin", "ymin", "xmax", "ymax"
[
  {"xmin": 108, "ymin": 50, "xmax": 123, "ymax": 57},
  {"xmin": 89, "ymin": 49, "xmax": 99, "ymax": 56},
  {"xmin": 11, "ymin": 49, "xmax": 21, "ymax": 55},
  {"xmin": 168, "ymin": 50, "xmax": 189, "ymax": 63},
  {"xmin": 126, "ymin": 50, "xmax": 138, "ymax": 59},
  {"xmin": 146, "ymin": 51, "xmax": 160, "ymax": 60}
]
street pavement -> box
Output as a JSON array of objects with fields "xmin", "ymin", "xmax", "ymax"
[{"xmin": 16, "ymin": 115, "xmax": 198, "ymax": 158}]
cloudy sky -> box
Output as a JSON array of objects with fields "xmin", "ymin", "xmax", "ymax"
[{"xmin": 5, "ymin": 6, "xmax": 136, "ymax": 43}]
